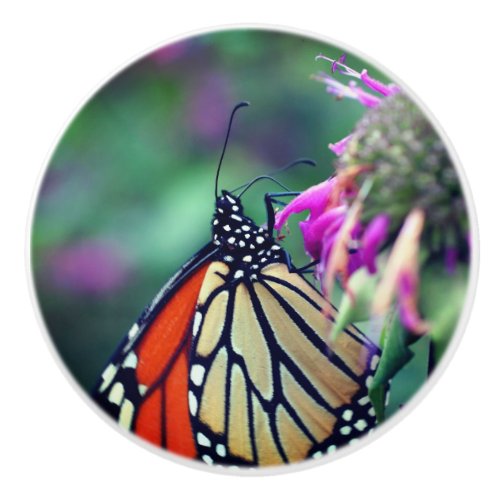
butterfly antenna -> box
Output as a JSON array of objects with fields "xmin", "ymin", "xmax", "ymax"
[
  {"xmin": 232, "ymin": 157, "xmax": 316, "ymax": 196},
  {"xmin": 237, "ymin": 176, "xmax": 291, "ymax": 198},
  {"xmin": 274, "ymin": 157, "xmax": 316, "ymax": 175},
  {"xmin": 215, "ymin": 101, "xmax": 250, "ymax": 198}
]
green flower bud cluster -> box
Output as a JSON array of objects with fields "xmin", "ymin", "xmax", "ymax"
[{"xmin": 339, "ymin": 93, "xmax": 466, "ymax": 246}]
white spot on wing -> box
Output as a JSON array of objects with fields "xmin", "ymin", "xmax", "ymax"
[
  {"xmin": 202, "ymin": 454, "xmax": 213, "ymax": 465},
  {"xmin": 256, "ymin": 236, "xmax": 265, "ymax": 244},
  {"xmin": 340, "ymin": 425, "xmax": 352, "ymax": 436},
  {"xmin": 138, "ymin": 384, "xmax": 147, "ymax": 396},
  {"xmin": 193, "ymin": 311, "xmax": 203, "ymax": 337},
  {"xmin": 99, "ymin": 364, "xmax": 117, "ymax": 393},
  {"xmin": 118, "ymin": 399, "xmax": 134, "ymax": 430},
  {"xmin": 108, "ymin": 382, "xmax": 125, "ymax": 405},
  {"xmin": 234, "ymin": 270, "xmax": 244, "ymax": 279},
  {"xmin": 215, "ymin": 444, "xmax": 226, "ymax": 457},
  {"xmin": 231, "ymin": 214, "xmax": 242, "ymax": 222},
  {"xmin": 354, "ymin": 419, "xmax": 368, "ymax": 431},
  {"xmin": 370, "ymin": 355, "xmax": 380, "ymax": 371},
  {"xmin": 242, "ymin": 255, "xmax": 252, "ymax": 262},
  {"xmin": 227, "ymin": 237, "xmax": 236, "ymax": 244},
  {"xmin": 128, "ymin": 324, "xmax": 139, "ymax": 339},
  {"xmin": 197, "ymin": 432, "xmax": 211, "ymax": 447},
  {"xmin": 188, "ymin": 391, "xmax": 198, "ymax": 416},
  {"xmin": 342, "ymin": 409, "xmax": 353, "ymax": 421},
  {"xmin": 190, "ymin": 364, "xmax": 205, "ymax": 386},
  {"xmin": 122, "ymin": 352, "xmax": 137, "ymax": 369}
]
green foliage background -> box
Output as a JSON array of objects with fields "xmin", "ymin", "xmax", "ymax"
[{"xmin": 32, "ymin": 29, "xmax": 434, "ymax": 414}]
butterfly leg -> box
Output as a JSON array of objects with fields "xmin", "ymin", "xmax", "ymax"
[
  {"xmin": 264, "ymin": 191, "xmax": 320, "ymax": 274},
  {"xmin": 264, "ymin": 191, "xmax": 301, "ymax": 235},
  {"xmin": 293, "ymin": 260, "xmax": 319, "ymax": 274}
]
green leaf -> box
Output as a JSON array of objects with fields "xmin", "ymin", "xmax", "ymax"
[
  {"xmin": 330, "ymin": 265, "xmax": 380, "ymax": 342},
  {"xmin": 368, "ymin": 310, "xmax": 414, "ymax": 422},
  {"xmin": 385, "ymin": 335, "xmax": 431, "ymax": 419},
  {"xmin": 419, "ymin": 263, "xmax": 469, "ymax": 367}
]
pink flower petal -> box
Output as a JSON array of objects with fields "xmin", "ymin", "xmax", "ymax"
[
  {"xmin": 300, "ymin": 206, "xmax": 346, "ymax": 259},
  {"xmin": 321, "ymin": 201, "xmax": 363, "ymax": 295},
  {"xmin": 360, "ymin": 69, "xmax": 400, "ymax": 97},
  {"xmin": 349, "ymin": 82, "xmax": 382, "ymax": 108},
  {"xmin": 398, "ymin": 270, "xmax": 430, "ymax": 334},
  {"xmin": 445, "ymin": 247, "xmax": 458, "ymax": 274},
  {"xmin": 274, "ymin": 177, "xmax": 337, "ymax": 232},
  {"xmin": 362, "ymin": 214, "xmax": 390, "ymax": 274},
  {"xmin": 329, "ymin": 135, "xmax": 353, "ymax": 156},
  {"xmin": 372, "ymin": 209, "xmax": 425, "ymax": 317}
]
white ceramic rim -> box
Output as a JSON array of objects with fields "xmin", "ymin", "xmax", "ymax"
[{"xmin": 25, "ymin": 22, "xmax": 480, "ymax": 477}]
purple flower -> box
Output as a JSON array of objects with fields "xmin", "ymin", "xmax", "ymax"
[
  {"xmin": 398, "ymin": 270, "xmax": 430, "ymax": 335},
  {"xmin": 314, "ymin": 55, "xmax": 399, "ymax": 135},
  {"xmin": 321, "ymin": 201, "xmax": 363, "ymax": 294},
  {"xmin": 150, "ymin": 41, "xmax": 190, "ymax": 65},
  {"xmin": 329, "ymin": 134, "xmax": 353, "ymax": 156},
  {"xmin": 362, "ymin": 214, "xmax": 390, "ymax": 274},
  {"xmin": 348, "ymin": 82, "xmax": 382, "ymax": 108},
  {"xmin": 275, "ymin": 176, "xmax": 366, "ymax": 291},
  {"xmin": 47, "ymin": 240, "xmax": 130, "ymax": 295},
  {"xmin": 275, "ymin": 178, "xmax": 350, "ymax": 265},
  {"xmin": 300, "ymin": 206, "xmax": 346, "ymax": 260},
  {"xmin": 275, "ymin": 177, "xmax": 339, "ymax": 232},
  {"xmin": 359, "ymin": 69, "xmax": 400, "ymax": 97},
  {"xmin": 445, "ymin": 246, "xmax": 458, "ymax": 274},
  {"xmin": 289, "ymin": 53, "xmax": 466, "ymax": 337},
  {"xmin": 316, "ymin": 54, "xmax": 400, "ymax": 98},
  {"xmin": 187, "ymin": 73, "xmax": 233, "ymax": 143},
  {"xmin": 316, "ymin": 73, "xmax": 381, "ymax": 109},
  {"xmin": 372, "ymin": 209, "xmax": 429, "ymax": 335}
]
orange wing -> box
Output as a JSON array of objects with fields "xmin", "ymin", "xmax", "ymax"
[{"xmin": 94, "ymin": 245, "xmax": 215, "ymax": 459}]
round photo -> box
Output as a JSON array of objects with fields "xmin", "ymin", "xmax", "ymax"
[{"xmin": 30, "ymin": 27, "xmax": 475, "ymax": 472}]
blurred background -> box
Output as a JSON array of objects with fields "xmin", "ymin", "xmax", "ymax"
[{"xmin": 31, "ymin": 28, "xmax": 425, "ymax": 414}]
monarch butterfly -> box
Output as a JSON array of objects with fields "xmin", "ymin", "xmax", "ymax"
[{"xmin": 93, "ymin": 102, "xmax": 380, "ymax": 467}]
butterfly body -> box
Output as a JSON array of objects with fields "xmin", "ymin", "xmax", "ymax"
[{"xmin": 94, "ymin": 189, "xmax": 380, "ymax": 467}]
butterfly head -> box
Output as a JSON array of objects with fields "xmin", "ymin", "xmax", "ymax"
[
  {"xmin": 212, "ymin": 190, "xmax": 274, "ymax": 256},
  {"xmin": 215, "ymin": 190, "xmax": 243, "ymax": 217},
  {"xmin": 212, "ymin": 191, "xmax": 249, "ymax": 249}
]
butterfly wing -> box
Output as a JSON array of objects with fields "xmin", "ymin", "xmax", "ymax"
[
  {"xmin": 188, "ymin": 262, "xmax": 380, "ymax": 466},
  {"xmin": 93, "ymin": 243, "xmax": 216, "ymax": 458}
]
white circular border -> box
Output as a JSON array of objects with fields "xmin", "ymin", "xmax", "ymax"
[{"xmin": 25, "ymin": 22, "xmax": 479, "ymax": 477}]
